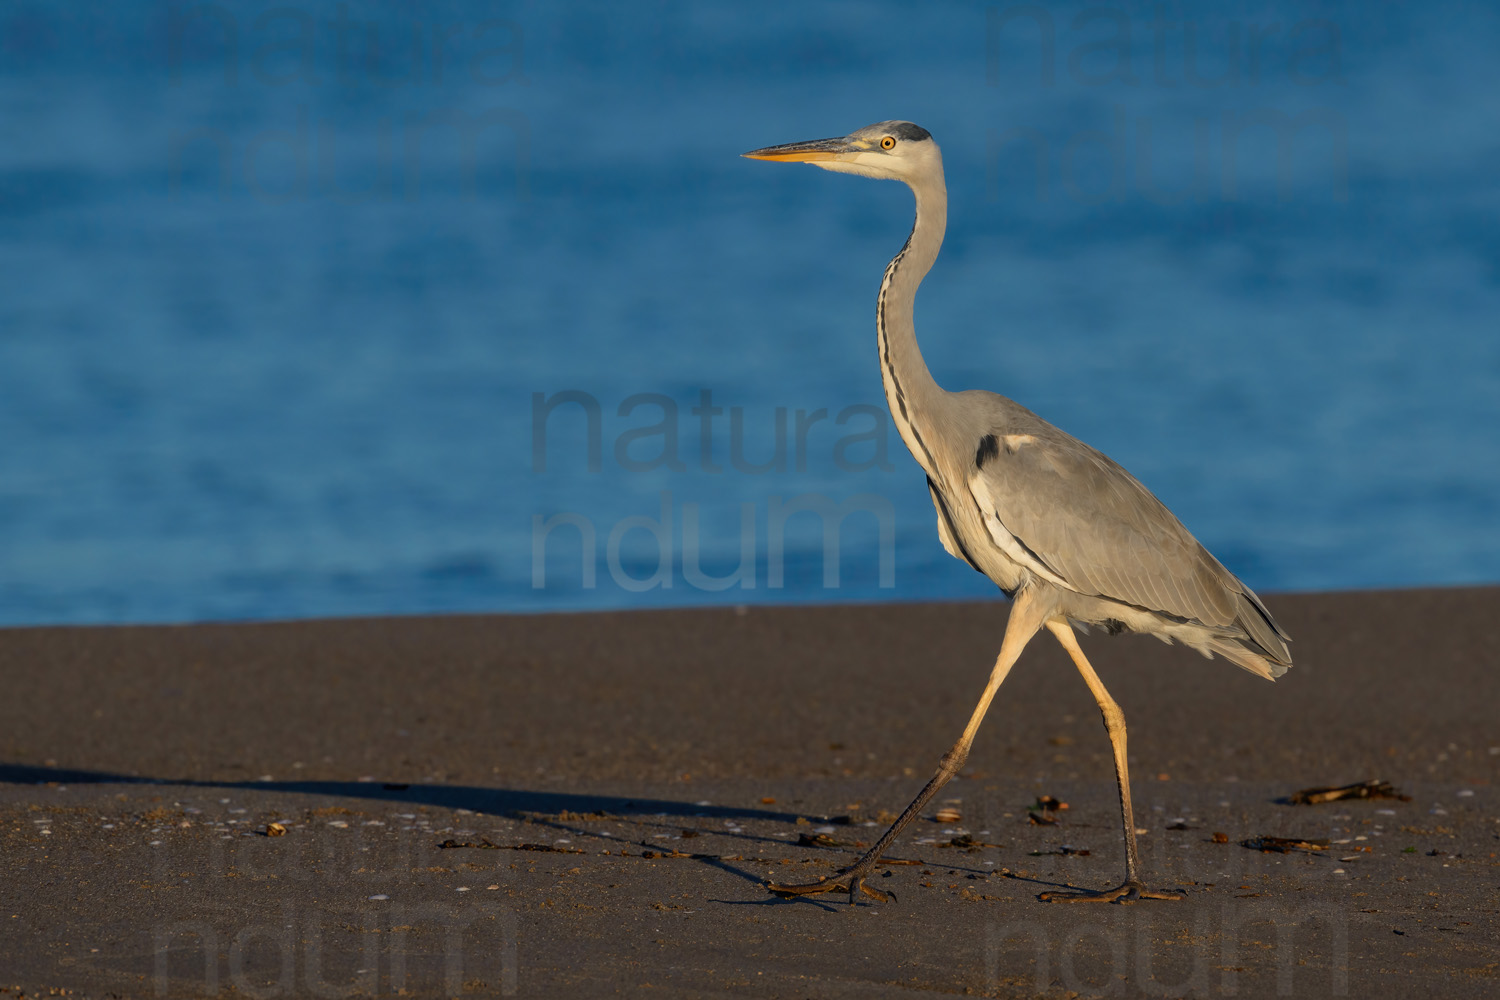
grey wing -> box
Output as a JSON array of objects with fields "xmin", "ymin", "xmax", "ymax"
[{"xmin": 967, "ymin": 431, "xmax": 1290, "ymax": 661}]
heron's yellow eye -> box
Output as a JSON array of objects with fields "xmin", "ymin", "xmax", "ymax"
[{"xmin": 881, "ymin": 136, "xmax": 896, "ymax": 150}]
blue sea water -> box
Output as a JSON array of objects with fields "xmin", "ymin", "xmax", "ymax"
[{"xmin": 1, "ymin": 1, "xmax": 1497, "ymax": 625}]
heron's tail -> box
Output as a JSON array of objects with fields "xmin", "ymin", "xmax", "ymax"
[
  {"xmin": 1205, "ymin": 637, "xmax": 1290, "ymax": 681},
  {"xmin": 1203, "ymin": 590, "xmax": 1292, "ymax": 680}
]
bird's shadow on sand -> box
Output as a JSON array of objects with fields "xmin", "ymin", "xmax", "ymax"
[
  {"xmin": 0, "ymin": 763, "xmax": 810, "ymax": 824},
  {"xmin": 1, "ymin": 764, "xmax": 1093, "ymax": 905},
  {"xmin": 1, "ymin": 762, "xmax": 880, "ymax": 907}
]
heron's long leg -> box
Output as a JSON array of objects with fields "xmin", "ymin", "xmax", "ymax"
[
  {"xmin": 1038, "ymin": 622, "xmax": 1180, "ymax": 903},
  {"xmin": 768, "ymin": 588, "xmax": 1048, "ymax": 904}
]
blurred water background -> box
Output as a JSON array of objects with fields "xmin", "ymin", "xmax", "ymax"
[{"xmin": 1, "ymin": 1, "xmax": 1497, "ymax": 625}]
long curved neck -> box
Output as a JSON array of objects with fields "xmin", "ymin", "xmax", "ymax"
[{"xmin": 877, "ymin": 174, "xmax": 947, "ymax": 478}]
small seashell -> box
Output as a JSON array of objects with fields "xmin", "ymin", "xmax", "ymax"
[
  {"xmin": 934, "ymin": 807, "xmax": 961, "ymax": 823},
  {"xmin": 266, "ymin": 822, "xmax": 286, "ymax": 837}
]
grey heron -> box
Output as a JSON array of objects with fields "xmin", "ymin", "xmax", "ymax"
[{"xmin": 744, "ymin": 121, "xmax": 1291, "ymax": 904}]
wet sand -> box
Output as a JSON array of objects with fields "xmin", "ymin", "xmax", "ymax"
[{"xmin": 1, "ymin": 586, "xmax": 1497, "ymax": 997}]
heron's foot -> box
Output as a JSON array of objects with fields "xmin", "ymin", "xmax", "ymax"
[
  {"xmin": 766, "ymin": 869, "xmax": 893, "ymax": 904},
  {"xmin": 1039, "ymin": 880, "xmax": 1183, "ymax": 904}
]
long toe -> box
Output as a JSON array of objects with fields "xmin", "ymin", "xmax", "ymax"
[
  {"xmin": 848, "ymin": 877, "xmax": 892, "ymax": 904},
  {"xmin": 768, "ymin": 868, "xmax": 894, "ymax": 903},
  {"xmin": 1039, "ymin": 882, "xmax": 1183, "ymax": 903},
  {"xmin": 766, "ymin": 876, "xmax": 849, "ymax": 898}
]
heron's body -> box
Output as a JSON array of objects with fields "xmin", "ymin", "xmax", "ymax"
[
  {"xmin": 911, "ymin": 389, "xmax": 1288, "ymax": 680},
  {"xmin": 745, "ymin": 121, "xmax": 1290, "ymax": 904}
]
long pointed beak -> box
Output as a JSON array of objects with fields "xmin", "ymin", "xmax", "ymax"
[{"xmin": 742, "ymin": 136, "xmax": 853, "ymax": 162}]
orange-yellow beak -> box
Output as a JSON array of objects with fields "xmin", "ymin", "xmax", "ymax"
[{"xmin": 741, "ymin": 136, "xmax": 852, "ymax": 162}]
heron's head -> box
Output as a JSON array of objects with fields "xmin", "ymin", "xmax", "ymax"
[{"xmin": 743, "ymin": 121, "xmax": 940, "ymax": 184}]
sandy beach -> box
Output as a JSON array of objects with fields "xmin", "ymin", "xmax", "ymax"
[{"xmin": 1, "ymin": 586, "xmax": 1496, "ymax": 997}]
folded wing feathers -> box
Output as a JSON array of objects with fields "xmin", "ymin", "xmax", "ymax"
[{"xmin": 969, "ymin": 432, "xmax": 1290, "ymax": 673}]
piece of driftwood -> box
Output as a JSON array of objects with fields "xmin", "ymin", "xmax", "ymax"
[
  {"xmin": 1241, "ymin": 836, "xmax": 1330, "ymax": 854},
  {"xmin": 1284, "ymin": 779, "xmax": 1410, "ymax": 805}
]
